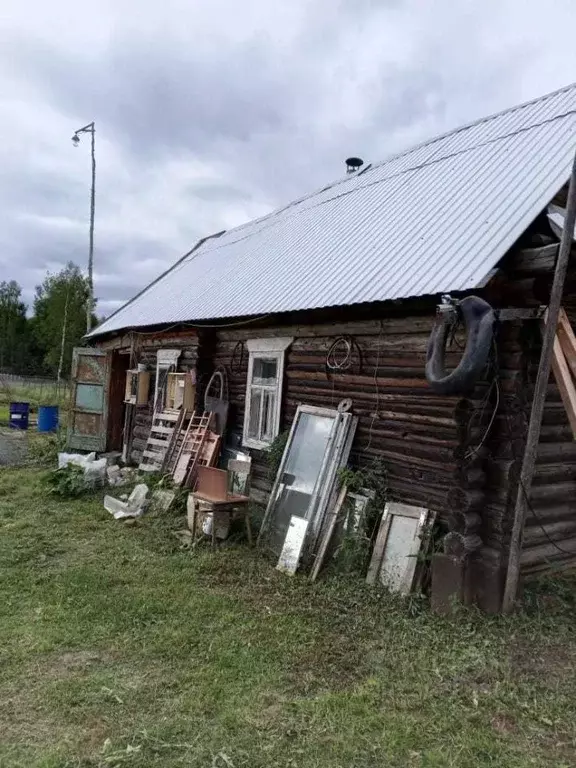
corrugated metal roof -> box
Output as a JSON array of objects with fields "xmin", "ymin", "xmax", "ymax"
[{"xmin": 91, "ymin": 82, "xmax": 576, "ymax": 337}]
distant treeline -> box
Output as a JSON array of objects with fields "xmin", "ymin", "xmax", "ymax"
[{"xmin": 0, "ymin": 262, "xmax": 97, "ymax": 378}]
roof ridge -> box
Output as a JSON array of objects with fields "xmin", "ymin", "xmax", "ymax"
[
  {"xmin": 369, "ymin": 80, "xmax": 576, "ymax": 172},
  {"xmin": 195, "ymin": 105, "xmax": 576, "ymax": 257},
  {"xmin": 266, "ymin": 80, "xmax": 576, "ymax": 219}
]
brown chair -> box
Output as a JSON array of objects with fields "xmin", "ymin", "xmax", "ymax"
[{"xmin": 189, "ymin": 464, "xmax": 253, "ymax": 548}]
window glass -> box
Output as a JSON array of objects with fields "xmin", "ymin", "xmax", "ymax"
[
  {"xmin": 76, "ymin": 383, "xmax": 104, "ymax": 411},
  {"xmin": 253, "ymin": 357, "xmax": 278, "ymax": 385},
  {"xmin": 248, "ymin": 389, "xmax": 262, "ymax": 439},
  {"xmin": 261, "ymin": 390, "xmax": 276, "ymax": 440},
  {"xmin": 265, "ymin": 411, "xmax": 336, "ymax": 553}
]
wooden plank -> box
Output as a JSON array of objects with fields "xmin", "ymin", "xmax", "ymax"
[
  {"xmin": 157, "ymin": 412, "xmax": 180, "ymax": 422},
  {"xmin": 142, "ymin": 449, "xmax": 164, "ymax": 459},
  {"xmin": 558, "ymin": 308, "xmax": 576, "ymax": 379},
  {"xmin": 550, "ymin": 335, "xmax": 576, "ymax": 438},
  {"xmin": 147, "ymin": 437, "xmax": 171, "ymax": 447},
  {"xmin": 151, "ymin": 425, "xmax": 174, "ymax": 435},
  {"xmin": 366, "ymin": 509, "xmax": 392, "ymax": 585},
  {"xmin": 310, "ymin": 485, "xmax": 347, "ymax": 582}
]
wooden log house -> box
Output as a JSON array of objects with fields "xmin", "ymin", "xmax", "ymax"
[{"xmin": 76, "ymin": 83, "xmax": 576, "ymax": 611}]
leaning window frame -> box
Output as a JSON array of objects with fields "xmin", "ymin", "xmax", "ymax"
[{"xmin": 242, "ymin": 337, "xmax": 293, "ymax": 450}]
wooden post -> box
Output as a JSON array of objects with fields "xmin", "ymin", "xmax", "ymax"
[{"xmin": 502, "ymin": 151, "xmax": 576, "ymax": 613}]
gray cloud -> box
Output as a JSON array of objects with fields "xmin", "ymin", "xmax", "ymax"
[{"xmin": 1, "ymin": 0, "xmax": 576, "ymax": 318}]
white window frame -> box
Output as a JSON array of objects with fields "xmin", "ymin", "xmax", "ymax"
[
  {"xmin": 155, "ymin": 349, "xmax": 181, "ymax": 410},
  {"xmin": 242, "ymin": 337, "xmax": 293, "ymax": 450}
]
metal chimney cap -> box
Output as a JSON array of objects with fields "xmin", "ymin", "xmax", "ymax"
[{"xmin": 345, "ymin": 157, "xmax": 364, "ymax": 173}]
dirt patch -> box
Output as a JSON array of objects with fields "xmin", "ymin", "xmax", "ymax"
[
  {"xmin": 491, "ymin": 713, "xmax": 517, "ymax": 735},
  {"xmin": 57, "ymin": 650, "xmax": 105, "ymax": 671},
  {"xmin": 510, "ymin": 641, "xmax": 576, "ymax": 687}
]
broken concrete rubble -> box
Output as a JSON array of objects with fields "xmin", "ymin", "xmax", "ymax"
[
  {"xmin": 150, "ymin": 489, "xmax": 176, "ymax": 513},
  {"xmin": 104, "ymin": 483, "xmax": 149, "ymax": 520}
]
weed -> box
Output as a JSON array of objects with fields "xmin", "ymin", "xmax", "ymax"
[
  {"xmin": 44, "ymin": 465, "xmax": 89, "ymax": 498},
  {"xmin": 265, "ymin": 430, "xmax": 289, "ymax": 481},
  {"xmin": 28, "ymin": 431, "xmax": 67, "ymax": 467}
]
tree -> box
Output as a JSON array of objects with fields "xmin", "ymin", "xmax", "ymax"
[
  {"xmin": 0, "ymin": 280, "xmax": 31, "ymax": 372},
  {"xmin": 32, "ymin": 263, "xmax": 93, "ymax": 378}
]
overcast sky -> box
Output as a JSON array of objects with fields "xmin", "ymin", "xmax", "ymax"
[{"xmin": 2, "ymin": 0, "xmax": 576, "ymax": 318}]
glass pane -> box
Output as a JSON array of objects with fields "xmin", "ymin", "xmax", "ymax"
[
  {"xmin": 261, "ymin": 390, "xmax": 276, "ymax": 441},
  {"xmin": 75, "ymin": 383, "xmax": 104, "ymax": 411},
  {"xmin": 266, "ymin": 411, "xmax": 335, "ymax": 553},
  {"xmin": 253, "ymin": 357, "xmax": 278, "ymax": 385},
  {"xmin": 283, "ymin": 412, "xmax": 334, "ymax": 492},
  {"xmin": 247, "ymin": 388, "xmax": 262, "ymax": 439}
]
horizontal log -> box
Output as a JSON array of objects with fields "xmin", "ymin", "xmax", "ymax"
[
  {"xmin": 350, "ymin": 445, "xmax": 458, "ymax": 473},
  {"xmin": 523, "ymin": 518, "xmax": 576, "ymax": 546},
  {"xmin": 530, "ymin": 482, "xmax": 576, "ymax": 506},
  {"xmin": 486, "ymin": 459, "xmax": 521, "ymax": 486},
  {"xmin": 447, "ymin": 487, "xmax": 485, "ymax": 513},
  {"xmin": 451, "ymin": 466, "xmax": 486, "ymax": 489},
  {"xmin": 284, "ymin": 396, "xmax": 458, "ymax": 425},
  {"xmin": 286, "ymin": 369, "xmax": 429, "ymax": 388},
  {"xmin": 447, "ymin": 511, "xmax": 482, "ymax": 534},
  {"xmin": 285, "ymin": 388, "xmax": 459, "ymax": 417},
  {"xmin": 385, "ymin": 463, "xmax": 454, "ymax": 487},
  {"xmin": 537, "ymin": 442, "xmax": 576, "ymax": 462},
  {"xmin": 520, "ymin": 536, "xmax": 576, "ymax": 566},
  {"xmin": 534, "ymin": 462, "xmax": 576, "ymax": 484},
  {"xmin": 353, "ymin": 426, "xmax": 456, "ymax": 449},
  {"xmin": 217, "ymin": 316, "xmax": 437, "ymax": 342},
  {"xmin": 508, "ymin": 243, "xmax": 559, "ymax": 274},
  {"xmin": 285, "ymin": 370, "xmax": 522, "ymax": 395},
  {"xmin": 522, "ymin": 555, "xmax": 576, "ymax": 576},
  {"xmin": 444, "ymin": 532, "xmax": 482, "ymax": 557},
  {"xmin": 538, "ymin": 424, "xmax": 576, "ymax": 442}
]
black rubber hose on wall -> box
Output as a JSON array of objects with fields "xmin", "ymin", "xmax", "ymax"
[{"xmin": 425, "ymin": 296, "xmax": 495, "ymax": 396}]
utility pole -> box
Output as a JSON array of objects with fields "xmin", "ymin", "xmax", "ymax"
[{"xmin": 72, "ymin": 121, "xmax": 96, "ymax": 334}]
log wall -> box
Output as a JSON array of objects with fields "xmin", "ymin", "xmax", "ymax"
[
  {"xmin": 93, "ymin": 221, "xmax": 576, "ymax": 590},
  {"xmin": 503, "ymin": 241, "xmax": 576, "ymax": 577},
  {"xmin": 212, "ymin": 311, "xmax": 496, "ymax": 526}
]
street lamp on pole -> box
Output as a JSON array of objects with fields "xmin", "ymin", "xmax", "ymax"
[{"xmin": 72, "ymin": 121, "xmax": 96, "ymax": 334}]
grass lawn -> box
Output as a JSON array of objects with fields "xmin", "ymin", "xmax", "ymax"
[{"xmin": 0, "ymin": 467, "xmax": 575, "ymax": 767}]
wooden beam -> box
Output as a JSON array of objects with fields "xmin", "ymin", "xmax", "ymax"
[
  {"xmin": 310, "ymin": 485, "xmax": 347, "ymax": 582},
  {"xmin": 498, "ymin": 307, "xmax": 545, "ymax": 321},
  {"xmin": 503, "ymin": 150, "xmax": 576, "ymax": 614},
  {"xmin": 557, "ymin": 308, "xmax": 576, "ymax": 380},
  {"xmin": 550, "ymin": 334, "xmax": 576, "ymax": 438}
]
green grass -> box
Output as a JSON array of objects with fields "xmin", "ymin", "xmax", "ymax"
[{"xmin": 0, "ymin": 467, "xmax": 575, "ymax": 767}]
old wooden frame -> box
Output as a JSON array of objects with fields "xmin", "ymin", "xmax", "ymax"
[
  {"xmin": 310, "ymin": 484, "xmax": 348, "ymax": 582},
  {"xmin": 558, "ymin": 308, "xmax": 576, "ymax": 380},
  {"xmin": 242, "ymin": 337, "xmax": 293, "ymax": 450},
  {"xmin": 258, "ymin": 405, "xmax": 352, "ymax": 546},
  {"xmin": 67, "ymin": 347, "xmax": 111, "ymax": 452},
  {"xmin": 366, "ymin": 502, "xmax": 433, "ymax": 595}
]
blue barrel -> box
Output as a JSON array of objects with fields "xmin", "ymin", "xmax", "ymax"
[
  {"xmin": 9, "ymin": 402, "xmax": 30, "ymax": 430},
  {"xmin": 38, "ymin": 405, "xmax": 59, "ymax": 433}
]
